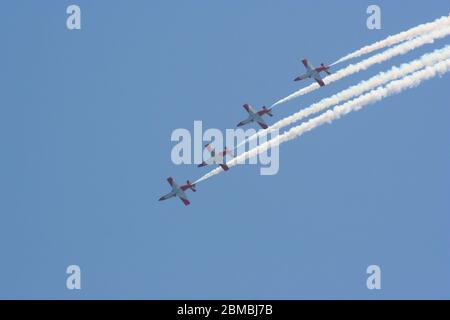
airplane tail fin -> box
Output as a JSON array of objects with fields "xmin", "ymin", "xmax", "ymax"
[
  {"xmin": 220, "ymin": 164, "xmax": 230, "ymax": 171},
  {"xmin": 263, "ymin": 106, "xmax": 273, "ymax": 117},
  {"xmin": 186, "ymin": 180, "xmax": 197, "ymax": 192},
  {"xmin": 322, "ymin": 63, "xmax": 332, "ymax": 75},
  {"xmin": 224, "ymin": 147, "xmax": 233, "ymax": 157},
  {"xmin": 198, "ymin": 162, "xmax": 208, "ymax": 167}
]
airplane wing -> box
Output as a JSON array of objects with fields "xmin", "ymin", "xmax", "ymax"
[
  {"xmin": 302, "ymin": 59, "xmax": 313, "ymax": 71},
  {"xmin": 202, "ymin": 143, "xmax": 216, "ymax": 158},
  {"xmin": 314, "ymin": 74, "xmax": 325, "ymax": 87},
  {"xmin": 205, "ymin": 143, "xmax": 215, "ymax": 153},
  {"xmin": 257, "ymin": 120, "xmax": 268, "ymax": 129},
  {"xmin": 179, "ymin": 195, "xmax": 190, "ymax": 206},
  {"xmin": 243, "ymin": 104, "xmax": 255, "ymax": 114}
]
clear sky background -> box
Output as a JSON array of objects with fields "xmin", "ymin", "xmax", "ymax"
[{"xmin": 0, "ymin": 1, "xmax": 449, "ymax": 299}]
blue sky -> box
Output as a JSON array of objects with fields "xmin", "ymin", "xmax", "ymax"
[{"xmin": 0, "ymin": 1, "xmax": 449, "ymax": 299}]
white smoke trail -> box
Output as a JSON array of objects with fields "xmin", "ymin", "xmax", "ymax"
[
  {"xmin": 237, "ymin": 45, "xmax": 450, "ymax": 149},
  {"xmin": 195, "ymin": 58, "xmax": 450, "ymax": 184},
  {"xmin": 272, "ymin": 24, "xmax": 450, "ymax": 107},
  {"xmin": 331, "ymin": 14, "xmax": 450, "ymax": 66}
]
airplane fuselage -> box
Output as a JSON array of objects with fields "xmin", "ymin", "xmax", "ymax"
[
  {"xmin": 237, "ymin": 104, "xmax": 271, "ymax": 130},
  {"xmin": 160, "ymin": 190, "xmax": 176, "ymax": 200},
  {"xmin": 159, "ymin": 181, "xmax": 188, "ymax": 201},
  {"xmin": 204, "ymin": 154, "xmax": 226, "ymax": 165},
  {"xmin": 246, "ymin": 110, "xmax": 264, "ymax": 124},
  {"xmin": 300, "ymin": 68, "xmax": 325, "ymax": 79}
]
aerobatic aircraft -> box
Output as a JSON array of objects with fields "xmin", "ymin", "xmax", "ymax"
[
  {"xmin": 198, "ymin": 143, "xmax": 233, "ymax": 171},
  {"xmin": 158, "ymin": 177, "xmax": 196, "ymax": 206},
  {"xmin": 294, "ymin": 59, "xmax": 331, "ymax": 86},
  {"xmin": 237, "ymin": 104, "xmax": 273, "ymax": 129}
]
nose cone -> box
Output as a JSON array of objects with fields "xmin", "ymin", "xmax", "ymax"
[
  {"xmin": 158, "ymin": 196, "xmax": 165, "ymax": 201},
  {"xmin": 294, "ymin": 77, "xmax": 300, "ymax": 81}
]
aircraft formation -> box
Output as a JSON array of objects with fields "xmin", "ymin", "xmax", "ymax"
[
  {"xmin": 157, "ymin": 14, "xmax": 450, "ymax": 206},
  {"xmin": 159, "ymin": 58, "xmax": 332, "ymax": 206}
]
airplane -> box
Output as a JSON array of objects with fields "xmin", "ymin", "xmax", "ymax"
[
  {"xmin": 198, "ymin": 143, "xmax": 233, "ymax": 171},
  {"xmin": 237, "ymin": 104, "xmax": 273, "ymax": 129},
  {"xmin": 294, "ymin": 59, "xmax": 331, "ymax": 87},
  {"xmin": 158, "ymin": 177, "xmax": 196, "ymax": 206}
]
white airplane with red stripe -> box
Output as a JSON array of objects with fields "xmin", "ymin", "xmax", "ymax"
[
  {"xmin": 198, "ymin": 143, "xmax": 233, "ymax": 171},
  {"xmin": 158, "ymin": 177, "xmax": 196, "ymax": 206},
  {"xmin": 294, "ymin": 58, "xmax": 331, "ymax": 87},
  {"xmin": 237, "ymin": 104, "xmax": 273, "ymax": 129}
]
